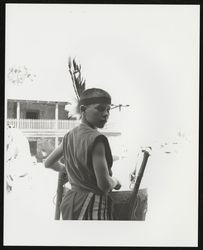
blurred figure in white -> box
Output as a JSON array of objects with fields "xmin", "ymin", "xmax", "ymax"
[{"xmin": 5, "ymin": 125, "xmax": 34, "ymax": 193}]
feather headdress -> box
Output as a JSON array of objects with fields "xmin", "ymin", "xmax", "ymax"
[
  {"xmin": 66, "ymin": 57, "xmax": 86, "ymax": 117},
  {"xmin": 68, "ymin": 57, "xmax": 86, "ymax": 99}
]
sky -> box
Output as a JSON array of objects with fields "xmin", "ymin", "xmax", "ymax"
[
  {"xmin": 4, "ymin": 4, "xmax": 199, "ymax": 246},
  {"xmin": 5, "ymin": 4, "xmax": 199, "ymax": 144}
]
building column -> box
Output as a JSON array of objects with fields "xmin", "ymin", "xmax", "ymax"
[
  {"xmin": 55, "ymin": 102, "xmax": 59, "ymax": 148},
  {"xmin": 16, "ymin": 101, "xmax": 20, "ymax": 128},
  {"xmin": 55, "ymin": 137, "xmax": 58, "ymax": 149},
  {"xmin": 55, "ymin": 102, "xmax": 58, "ymax": 129}
]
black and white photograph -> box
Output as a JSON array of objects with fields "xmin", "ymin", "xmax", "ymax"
[{"xmin": 4, "ymin": 3, "xmax": 199, "ymax": 247}]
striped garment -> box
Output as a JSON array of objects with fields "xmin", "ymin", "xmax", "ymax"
[{"xmin": 79, "ymin": 192, "xmax": 113, "ymax": 220}]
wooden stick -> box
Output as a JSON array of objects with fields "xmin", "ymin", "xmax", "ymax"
[
  {"xmin": 127, "ymin": 150, "xmax": 150, "ymax": 220},
  {"xmin": 54, "ymin": 172, "xmax": 68, "ymax": 220}
]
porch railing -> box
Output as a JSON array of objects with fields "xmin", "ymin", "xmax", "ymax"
[{"xmin": 7, "ymin": 119, "xmax": 79, "ymax": 130}]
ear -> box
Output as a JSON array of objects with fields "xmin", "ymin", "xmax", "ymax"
[{"xmin": 80, "ymin": 105, "xmax": 86, "ymax": 112}]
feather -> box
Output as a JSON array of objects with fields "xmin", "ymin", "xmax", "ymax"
[
  {"xmin": 72, "ymin": 59, "xmax": 77, "ymax": 71},
  {"xmin": 68, "ymin": 57, "xmax": 72, "ymax": 69},
  {"xmin": 68, "ymin": 57, "xmax": 86, "ymax": 101}
]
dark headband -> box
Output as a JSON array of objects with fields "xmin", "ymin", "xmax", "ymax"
[{"xmin": 79, "ymin": 96, "xmax": 111, "ymax": 106}]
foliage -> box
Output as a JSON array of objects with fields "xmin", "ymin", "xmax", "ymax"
[{"xmin": 7, "ymin": 65, "xmax": 36, "ymax": 85}]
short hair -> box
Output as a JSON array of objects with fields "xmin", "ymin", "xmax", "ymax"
[{"xmin": 79, "ymin": 88, "xmax": 111, "ymax": 101}]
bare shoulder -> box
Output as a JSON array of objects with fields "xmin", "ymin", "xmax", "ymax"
[{"xmin": 92, "ymin": 141, "xmax": 105, "ymax": 156}]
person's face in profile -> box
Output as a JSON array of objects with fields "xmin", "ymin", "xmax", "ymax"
[{"xmin": 83, "ymin": 103, "xmax": 111, "ymax": 129}]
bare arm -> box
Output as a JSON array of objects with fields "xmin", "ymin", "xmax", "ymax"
[
  {"xmin": 92, "ymin": 141, "xmax": 121, "ymax": 194},
  {"xmin": 44, "ymin": 143, "xmax": 65, "ymax": 173}
]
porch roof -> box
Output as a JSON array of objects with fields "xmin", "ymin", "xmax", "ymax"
[{"xmin": 7, "ymin": 98, "xmax": 71, "ymax": 105}]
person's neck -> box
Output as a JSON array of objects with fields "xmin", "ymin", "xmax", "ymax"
[{"xmin": 81, "ymin": 119, "xmax": 96, "ymax": 129}]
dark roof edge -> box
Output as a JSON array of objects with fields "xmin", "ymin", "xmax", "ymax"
[{"xmin": 7, "ymin": 98, "xmax": 71, "ymax": 104}]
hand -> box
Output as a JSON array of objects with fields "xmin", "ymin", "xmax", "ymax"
[{"xmin": 114, "ymin": 179, "xmax": 121, "ymax": 190}]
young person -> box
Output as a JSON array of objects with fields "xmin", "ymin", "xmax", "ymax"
[{"xmin": 45, "ymin": 88, "xmax": 121, "ymax": 220}]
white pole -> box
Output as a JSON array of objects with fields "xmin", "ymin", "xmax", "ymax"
[
  {"xmin": 16, "ymin": 101, "xmax": 20, "ymax": 128},
  {"xmin": 55, "ymin": 137, "xmax": 58, "ymax": 149},
  {"xmin": 55, "ymin": 102, "xmax": 58, "ymax": 129},
  {"xmin": 55, "ymin": 102, "xmax": 59, "ymax": 148}
]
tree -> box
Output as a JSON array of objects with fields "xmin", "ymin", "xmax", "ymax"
[{"xmin": 7, "ymin": 65, "xmax": 36, "ymax": 85}]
